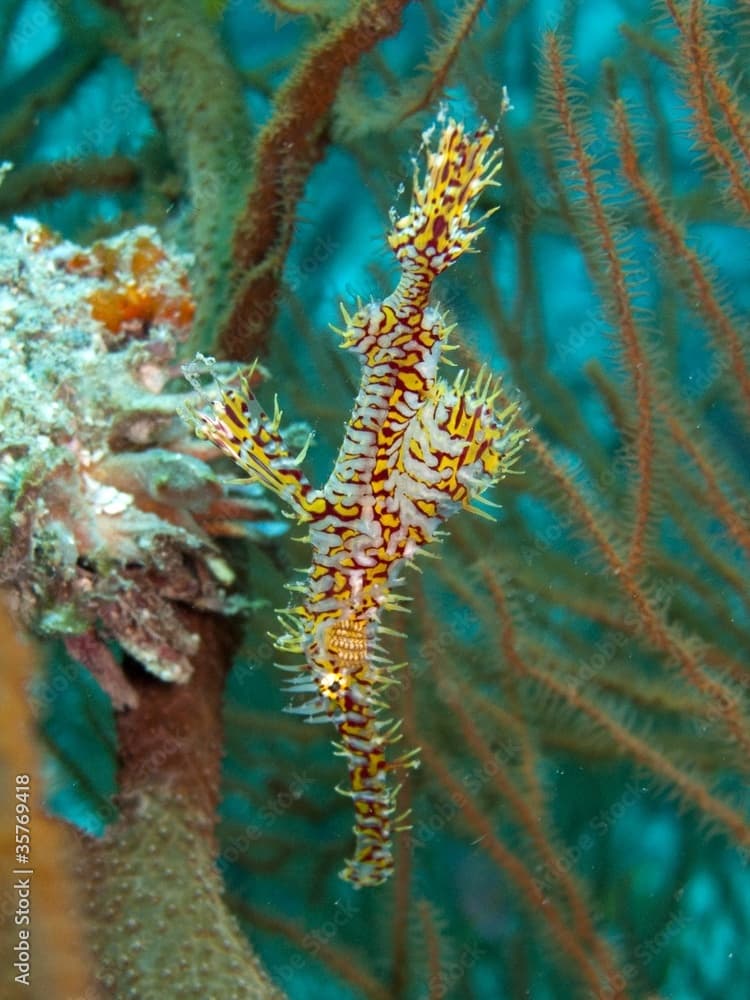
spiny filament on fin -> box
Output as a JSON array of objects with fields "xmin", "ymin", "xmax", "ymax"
[{"xmin": 183, "ymin": 113, "xmax": 525, "ymax": 889}]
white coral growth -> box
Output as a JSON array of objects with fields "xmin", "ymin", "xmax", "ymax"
[{"xmin": 0, "ymin": 220, "xmax": 282, "ymax": 705}]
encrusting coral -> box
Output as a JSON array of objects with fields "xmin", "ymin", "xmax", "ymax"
[{"xmin": 0, "ymin": 215, "xmax": 283, "ymax": 707}]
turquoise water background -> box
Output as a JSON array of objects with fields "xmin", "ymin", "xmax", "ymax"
[{"xmin": 2, "ymin": 1, "xmax": 748, "ymax": 998}]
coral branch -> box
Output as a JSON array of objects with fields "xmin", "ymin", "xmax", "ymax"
[
  {"xmin": 543, "ymin": 32, "xmax": 658, "ymax": 576},
  {"xmin": 518, "ymin": 417, "xmax": 750, "ymax": 763},
  {"xmin": 75, "ymin": 609, "xmax": 284, "ymax": 999},
  {"xmin": 665, "ymin": 0, "xmax": 750, "ymax": 216},
  {"xmin": 484, "ymin": 573, "xmax": 750, "ymax": 847},
  {"xmin": 0, "ymin": 155, "xmax": 140, "ymax": 214},
  {"xmin": 613, "ymin": 96, "xmax": 750, "ymax": 421},
  {"xmin": 113, "ymin": 0, "xmax": 255, "ymax": 350},
  {"xmin": 417, "ymin": 736, "xmax": 621, "ymax": 999},
  {"xmin": 437, "ymin": 661, "xmax": 624, "ymax": 988},
  {"xmin": 219, "ymin": 0, "xmax": 411, "ymax": 359},
  {"xmin": 664, "ymin": 412, "xmax": 750, "ymax": 557}
]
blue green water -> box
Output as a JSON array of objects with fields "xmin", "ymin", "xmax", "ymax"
[{"xmin": 2, "ymin": 1, "xmax": 748, "ymax": 998}]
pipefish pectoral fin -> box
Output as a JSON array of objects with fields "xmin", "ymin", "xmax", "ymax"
[{"xmin": 191, "ymin": 383, "xmax": 325, "ymax": 519}]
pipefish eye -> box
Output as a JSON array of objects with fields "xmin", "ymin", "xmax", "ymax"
[{"xmin": 321, "ymin": 672, "xmax": 347, "ymax": 697}]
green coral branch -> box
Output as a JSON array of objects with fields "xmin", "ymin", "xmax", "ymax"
[
  {"xmin": 75, "ymin": 609, "xmax": 285, "ymax": 999},
  {"xmin": 113, "ymin": 0, "xmax": 255, "ymax": 353}
]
